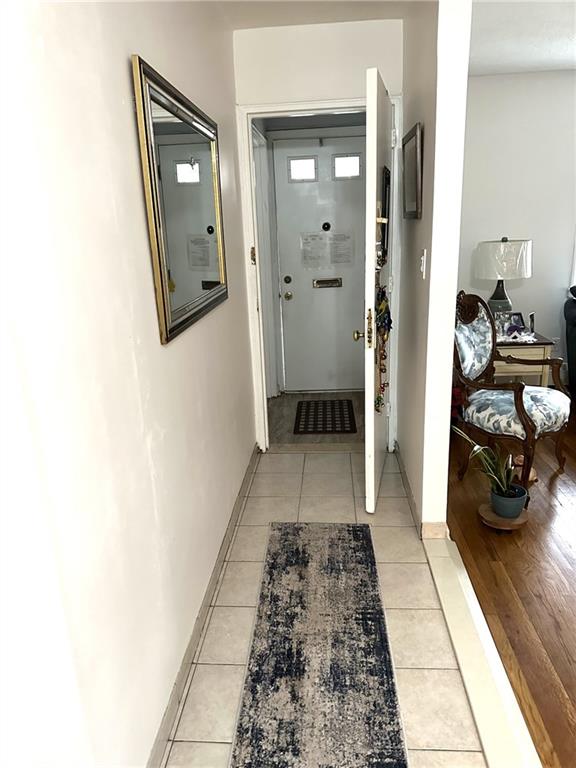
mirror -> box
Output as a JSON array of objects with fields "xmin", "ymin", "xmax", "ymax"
[{"xmin": 132, "ymin": 56, "xmax": 227, "ymax": 343}]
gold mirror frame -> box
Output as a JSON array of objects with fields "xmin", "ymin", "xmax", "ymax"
[{"xmin": 132, "ymin": 55, "xmax": 228, "ymax": 343}]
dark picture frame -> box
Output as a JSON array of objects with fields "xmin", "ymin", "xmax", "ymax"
[
  {"xmin": 402, "ymin": 122, "xmax": 423, "ymax": 219},
  {"xmin": 494, "ymin": 311, "xmax": 526, "ymax": 334},
  {"xmin": 381, "ymin": 166, "xmax": 391, "ymax": 260}
]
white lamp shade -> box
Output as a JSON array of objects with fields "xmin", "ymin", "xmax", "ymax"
[{"xmin": 474, "ymin": 239, "xmax": 532, "ymax": 280}]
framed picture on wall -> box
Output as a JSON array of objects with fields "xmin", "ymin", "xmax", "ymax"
[
  {"xmin": 381, "ymin": 166, "xmax": 391, "ymax": 260},
  {"xmin": 402, "ymin": 122, "xmax": 423, "ymax": 219}
]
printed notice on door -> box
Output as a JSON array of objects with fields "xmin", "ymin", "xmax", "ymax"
[
  {"xmin": 300, "ymin": 233, "xmax": 329, "ymax": 268},
  {"xmin": 328, "ymin": 233, "xmax": 354, "ymax": 264},
  {"xmin": 187, "ymin": 235, "xmax": 210, "ymax": 270},
  {"xmin": 300, "ymin": 232, "xmax": 354, "ymax": 267}
]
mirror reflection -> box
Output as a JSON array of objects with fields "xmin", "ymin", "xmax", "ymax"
[
  {"xmin": 132, "ymin": 56, "xmax": 227, "ymax": 343},
  {"xmin": 151, "ymin": 93, "xmax": 221, "ymax": 318}
]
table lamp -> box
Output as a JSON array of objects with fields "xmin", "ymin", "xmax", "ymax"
[{"xmin": 474, "ymin": 237, "xmax": 532, "ymax": 314}]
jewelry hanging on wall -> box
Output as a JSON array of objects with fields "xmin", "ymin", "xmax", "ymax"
[{"xmin": 374, "ymin": 285, "xmax": 393, "ymax": 412}]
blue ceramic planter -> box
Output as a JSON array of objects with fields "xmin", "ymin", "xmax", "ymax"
[{"xmin": 491, "ymin": 484, "xmax": 527, "ymax": 518}]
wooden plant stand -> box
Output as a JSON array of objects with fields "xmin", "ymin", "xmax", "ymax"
[{"xmin": 478, "ymin": 503, "xmax": 528, "ymax": 531}]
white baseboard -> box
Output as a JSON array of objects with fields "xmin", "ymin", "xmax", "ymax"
[
  {"xmin": 146, "ymin": 444, "xmax": 260, "ymax": 768},
  {"xmin": 394, "ymin": 444, "xmax": 422, "ymax": 531},
  {"xmin": 424, "ymin": 538, "xmax": 542, "ymax": 768}
]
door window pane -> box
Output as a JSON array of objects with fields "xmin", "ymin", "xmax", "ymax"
[
  {"xmin": 175, "ymin": 160, "xmax": 200, "ymax": 184},
  {"xmin": 333, "ymin": 154, "xmax": 361, "ymax": 179},
  {"xmin": 288, "ymin": 156, "xmax": 318, "ymax": 182}
]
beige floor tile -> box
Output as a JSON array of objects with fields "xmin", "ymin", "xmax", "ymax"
[
  {"xmin": 396, "ymin": 669, "xmax": 481, "ymax": 751},
  {"xmin": 215, "ymin": 562, "xmax": 263, "ymax": 607},
  {"xmin": 304, "ymin": 452, "xmax": 351, "ymax": 474},
  {"xmin": 299, "ymin": 497, "xmax": 355, "ymax": 523},
  {"xmin": 353, "ymin": 473, "xmax": 365, "ymax": 497},
  {"xmin": 257, "ymin": 453, "xmax": 304, "ymax": 474},
  {"xmin": 379, "ymin": 474, "xmax": 407, "ymax": 497},
  {"xmin": 377, "ymin": 563, "xmax": 440, "ymax": 609},
  {"xmin": 356, "ymin": 497, "xmax": 414, "ymax": 526},
  {"xmin": 198, "ymin": 607, "xmax": 256, "ymax": 664},
  {"xmin": 408, "ymin": 750, "xmax": 486, "ymax": 768},
  {"xmin": 228, "ymin": 526, "xmax": 269, "ymax": 561},
  {"xmin": 371, "ymin": 527, "xmax": 426, "ymax": 563},
  {"xmin": 351, "ymin": 451, "xmax": 365, "ymax": 475},
  {"xmin": 301, "ymin": 473, "xmax": 353, "ymax": 497},
  {"xmin": 423, "ymin": 539, "xmax": 453, "ymax": 558},
  {"xmin": 167, "ymin": 741, "xmax": 231, "ymax": 767},
  {"xmin": 241, "ymin": 497, "xmax": 298, "ymax": 525},
  {"xmin": 383, "ymin": 453, "xmax": 401, "ymax": 474},
  {"xmin": 386, "ymin": 609, "xmax": 457, "ymax": 669},
  {"xmin": 175, "ymin": 665, "xmax": 244, "ymax": 742},
  {"xmin": 249, "ymin": 473, "xmax": 302, "ymax": 497}
]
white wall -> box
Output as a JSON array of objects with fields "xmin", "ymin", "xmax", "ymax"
[
  {"xmin": 396, "ymin": 2, "xmax": 438, "ymax": 522},
  {"xmin": 1, "ymin": 3, "xmax": 254, "ymax": 766},
  {"xmin": 234, "ymin": 20, "xmax": 403, "ymax": 104},
  {"xmin": 459, "ymin": 71, "xmax": 576, "ymax": 360},
  {"xmin": 421, "ymin": 0, "xmax": 473, "ymax": 528},
  {"xmin": 396, "ymin": 0, "xmax": 473, "ymax": 528}
]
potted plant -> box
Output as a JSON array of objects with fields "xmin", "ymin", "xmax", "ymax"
[{"xmin": 452, "ymin": 427, "xmax": 528, "ymax": 518}]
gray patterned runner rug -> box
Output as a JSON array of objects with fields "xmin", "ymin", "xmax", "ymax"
[{"xmin": 231, "ymin": 523, "xmax": 408, "ymax": 767}]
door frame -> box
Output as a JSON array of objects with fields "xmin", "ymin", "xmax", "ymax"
[{"xmin": 237, "ymin": 97, "xmax": 402, "ymax": 451}]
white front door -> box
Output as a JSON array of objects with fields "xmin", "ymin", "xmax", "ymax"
[
  {"xmin": 273, "ymin": 136, "xmax": 366, "ymax": 391},
  {"xmin": 364, "ymin": 68, "xmax": 394, "ymax": 512}
]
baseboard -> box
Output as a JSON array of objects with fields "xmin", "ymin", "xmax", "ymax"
[
  {"xmin": 420, "ymin": 521, "xmax": 450, "ymax": 538},
  {"xmin": 394, "ymin": 443, "xmax": 420, "ymax": 529},
  {"xmin": 146, "ymin": 444, "xmax": 260, "ymax": 768},
  {"xmin": 424, "ymin": 538, "xmax": 542, "ymax": 768},
  {"xmin": 395, "ymin": 444, "xmax": 450, "ymax": 540}
]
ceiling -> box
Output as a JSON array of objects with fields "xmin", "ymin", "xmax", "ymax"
[
  {"xmin": 214, "ymin": 1, "xmax": 575, "ymax": 76},
  {"xmin": 469, "ymin": 1, "xmax": 576, "ymax": 75}
]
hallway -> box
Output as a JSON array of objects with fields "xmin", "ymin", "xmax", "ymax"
[{"xmin": 163, "ymin": 448, "xmax": 485, "ymax": 767}]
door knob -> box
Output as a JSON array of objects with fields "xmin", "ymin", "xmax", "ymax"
[
  {"xmin": 284, "ymin": 291, "xmax": 293, "ymax": 301},
  {"xmin": 353, "ymin": 330, "xmax": 365, "ymax": 341}
]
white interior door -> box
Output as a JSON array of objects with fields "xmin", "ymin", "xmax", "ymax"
[
  {"xmin": 273, "ymin": 137, "xmax": 366, "ymax": 391},
  {"xmin": 364, "ymin": 68, "xmax": 393, "ymax": 512}
]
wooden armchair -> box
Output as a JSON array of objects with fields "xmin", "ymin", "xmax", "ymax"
[{"xmin": 453, "ymin": 291, "xmax": 571, "ymax": 490}]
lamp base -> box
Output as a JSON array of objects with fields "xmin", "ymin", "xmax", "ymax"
[{"xmin": 488, "ymin": 279, "xmax": 512, "ymax": 315}]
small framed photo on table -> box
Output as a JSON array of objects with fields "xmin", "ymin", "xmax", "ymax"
[
  {"xmin": 510, "ymin": 312, "xmax": 525, "ymax": 329},
  {"xmin": 495, "ymin": 311, "xmax": 525, "ymax": 336}
]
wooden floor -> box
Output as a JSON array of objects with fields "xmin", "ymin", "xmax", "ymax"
[{"xmin": 447, "ymin": 414, "xmax": 576, "ymax": 768}]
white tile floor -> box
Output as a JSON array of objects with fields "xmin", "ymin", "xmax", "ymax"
[{"xmin": 163, "ymin": 450, "xmax": 487, "ymax": 768}]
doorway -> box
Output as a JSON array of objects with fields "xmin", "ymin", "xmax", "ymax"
[
  {"xmin": 239, "ymin": 74, "xmax": 400, "ymax": 511},
  {"xmin": 252, "ymin": 112, "xmax": 367, "ymax": 444}
]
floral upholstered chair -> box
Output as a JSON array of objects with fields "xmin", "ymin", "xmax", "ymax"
[{"xmin": 453, "ymin": 291, "xmax": 571, "ymax": 490}]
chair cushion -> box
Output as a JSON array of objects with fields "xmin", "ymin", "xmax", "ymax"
[
  {"xmin": 455, "ymin": 305, "xmax": 493, "ymax": 380},
  {"xmin": 463, "ymin": 386, "xmax": 571, "ymax": 439}
]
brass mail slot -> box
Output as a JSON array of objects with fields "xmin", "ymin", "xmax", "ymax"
[{"xmin": 313, "ymin": 278, "xmax": 343, "ymax": 288}]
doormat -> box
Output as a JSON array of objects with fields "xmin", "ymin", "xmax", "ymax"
[
  {"xmin": 293, "ymin": 398, "xmax": 357, "ymax": 434},
  {"xmin": 230, "ymin": 523, "xmax": 408, "ymax": 767}
]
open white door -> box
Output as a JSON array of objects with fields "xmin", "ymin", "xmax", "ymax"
[{"xmin": 364, "ymin": 68, "xmax": 393, "ymax": 513}]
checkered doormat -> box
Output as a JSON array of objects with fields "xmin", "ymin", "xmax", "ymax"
[{"xmin": 294, "ymin": 399, "xmax": 357, "ymax": 435}]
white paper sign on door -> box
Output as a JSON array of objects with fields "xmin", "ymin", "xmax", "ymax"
[
  {"xmin": 328, "ymin": 233, "xmax": 354, "ymax": 264},
  {"xmin": 300, "ymin": 233, "xmax": 329, "ymax": 268},
  {"xmin": 187, "ymin": 235, "xmax": 210, "ymax": 270}
]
